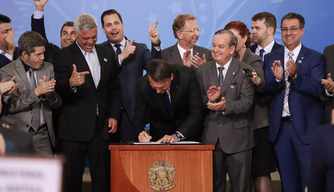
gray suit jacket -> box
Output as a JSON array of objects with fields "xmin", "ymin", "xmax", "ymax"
[
  {"xmin": 0, "ymin": 59, "xmax": 61, "ymax": 147},
  {"xmin": 242, "ymin": 48, "xmax": 268, "ymax": 130},
  {"xmin": 162, "ymin": 43, "xmax": 213, "ymax": 66},
  {"xmin": 323, "ymin": 44, "xmax": 334, "ymax": 123},
  {"xmin": 197, "ymin": 58, "xmax": 255, "ymax": 154}
]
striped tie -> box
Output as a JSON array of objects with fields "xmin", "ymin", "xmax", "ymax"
[{"xmin": 283, "ymin": 52, "xmax": 294, "ymax": 114}]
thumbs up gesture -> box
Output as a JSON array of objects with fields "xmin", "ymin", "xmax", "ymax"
[
  {"xmin": 69, "ymin": 64, "xmax": 90, "ymax": 87},
  {"xmin": 119, "ymin": 38, "xmax": 136, "ymax": 62}
]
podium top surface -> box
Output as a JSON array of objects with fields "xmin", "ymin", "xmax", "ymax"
[{"xmin": 109, "ymin": 143, "xmax": 215, "ymax": 151}]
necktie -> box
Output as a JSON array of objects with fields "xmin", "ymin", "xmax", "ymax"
[
  {"xmin": 29, "ymin": 68, "xmax": 40, "ymax": 130},
  {"xmin": 259, "ymin": 49, "xmax": 265, "ymax": 60},
  {"xmin": 283, "ymin": 51, "xmax": 294, "ymax": 115},
  {"xmin": 1, "ymin": 51, "xmax": 6, "ymax": 56},
  {"xmin": 163, "ymin": 92, "xmax": 171, "ymax": 115},
  {"xmin": 218, "ymin": 67, "xmax": 224, "ymax": 91},
  {"xmin": 114, "ymin": 44, "xmax": 122, "ymax": 66}
]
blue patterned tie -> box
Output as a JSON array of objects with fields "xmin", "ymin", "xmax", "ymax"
[{"xmin": 259, "ymin": 49, "xmax": 265, "ymax": 60}]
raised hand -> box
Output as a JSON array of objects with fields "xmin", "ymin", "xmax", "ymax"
[
  {"xmin": 2, "ymin": 76, "xmax": 19, "ymax": 96},
  {"xmin": 5, "ymin": 28, "xmax": 15, "ymax": 56},
  {"xmin": 271, "ymin": 60, "xmax": 283, "ymax": 81},
  {"xmin": 322, "ymin": 73, "xmax": 334, "ymax": 93},
  {"xmin": 286, "ymin": 59, "xmax": 298, "ymax": 79},
  {"xmin": 183, "ymin": 50, "xmax": 192, "ymax": 67},
  {"xmin": 34, "ymin": 75, "xmax": 56, "ymax": 96},
  {"xmin": 119, "ymin": 39, "xmax": 136, "ymax": 62},
  {"xmin": 207, "ymin": 86, "xmax": 221, "ymax": 103},
  {"xmin": 34, "ymin": 0, "xmax": 49, "ymax": 11},
  {"xmin": 207, "ymin": 97, "xmax": 226, "ymax": 111},
  {"xmin": 191, "ymin": 53, "xmax": 207, "ymax": 68},
  {"xmin": 69, "ymin": 64, "xmax": 90, "ymax": 87},
  {"xmin": 0, "ymin": 79, "xmax": 14, "ymax": 95},
  {"xmin": 149, "ymin": 20, "xmax": 160, "ymax": 45}
]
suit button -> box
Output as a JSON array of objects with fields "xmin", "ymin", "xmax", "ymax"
[{"xmin": 26, "ymin": 125, "xmax": 29, "ymax": 127}]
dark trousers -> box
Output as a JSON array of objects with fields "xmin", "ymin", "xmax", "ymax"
[
  {"xmin": 60, "ymin": 117, "xmax": 110, "ymax": 192},
  {"xmin": 213, "ymin": 139, "xmax": 252, "ymax": 192},
  {"xmin": 274, "ymin": 119, "xmax": 310, "ymax": 192},
  {"xmin": 119, "ymin": 110, "xmax": 137, "ymax": 142}
]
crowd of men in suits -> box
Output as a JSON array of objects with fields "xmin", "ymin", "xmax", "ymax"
[{"xmin": 0, "ymin": 0, "xmax": 333, "ymax": 192}]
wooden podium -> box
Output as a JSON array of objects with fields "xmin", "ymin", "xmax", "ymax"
[{"xmin": 109, "ymin": 143, "xmax": 215, "ymax": 192}]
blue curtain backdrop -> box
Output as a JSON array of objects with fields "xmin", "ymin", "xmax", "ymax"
[{"xmin": 2, "ymin": 0, "xmax": 333, "ymax": 53}]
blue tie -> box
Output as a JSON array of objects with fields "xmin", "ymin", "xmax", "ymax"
[
  {"xmin": 259, "ymin": 49, "xmax": 265, "ymax": 60},
  {"xmin": 114, "ymin": 44, "xmax": 122, "ymax": 66},
  {"xmin": 1, "ymin": 51, "xmax": 6, "ymax": 56}
]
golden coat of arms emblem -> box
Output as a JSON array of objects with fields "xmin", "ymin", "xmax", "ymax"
[{"xmin": 148, "ymin": 159, "xmax": 176, "ymax": 191}]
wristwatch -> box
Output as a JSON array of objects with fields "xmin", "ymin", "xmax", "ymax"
[
  {"xmin": 174, "ymin": 131, "xmax": 185, "ymax": 141},
  {"xmin": 151, "ymin": 39, "xmax": 161, "ymax": 47}
]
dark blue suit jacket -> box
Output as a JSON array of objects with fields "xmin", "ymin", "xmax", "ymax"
[
  {"xmin": 264, "ymin": 45, "xmax": 325, "ymax": 144},
  {"xmin": 0, "ymin": 49, "xmax": 19, "ymax": 69},
  {"xmin": 307, "ymin": 124, "xmax": 334, "ymax": 192},
  {"xmin": 249, "ymin": 41, "xmax": 283, "ymax": 53},
  {"xmin": 99, "ymin": 39, "xmax": 159, "ymax": 122}
]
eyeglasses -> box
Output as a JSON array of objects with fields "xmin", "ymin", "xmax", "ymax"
[
  {"xmin": 182, "ymin": 28, "xmax": 201, "ymax": 33},
  {"xmin": 281, "ymin": 27, "xmax": 302, "ymax": 33}
]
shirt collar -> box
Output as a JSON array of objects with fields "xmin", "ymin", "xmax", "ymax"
[
  {"xmin": 177, "ymin": 42, "xmax": 193, "ymax": 60},
  {"xmin": 215, "ymin": 57, "xmax": 232, "ymax": 71},
  {"xmin": 284, "ymin": 43, "xmax": 302, "ymax": 61},
  {"xmin": 110, "ymin": 37, "xmax": 126, "ymax": 48},
  {"xmin": 257, "ymin": 40, "xmax": 275, "ymax": 54}
]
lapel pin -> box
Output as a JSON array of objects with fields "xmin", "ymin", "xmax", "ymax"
[
  {"xmin": 230, "ymin": 85, "xmax": 235, "ymax": 88},
  {"xmin": 176, "ymin": 86, "xmax": 178, "ymax": 89},
  {"xmin": 301, "ymin": 57, "xmax": 304, "ymax": 59},
  {"xmin": 38, "ymin": 79, "xmax": 42, "ymax": 82},
  {"xmin": 196, "ymin": 52, "xmax": 199, "ymax": 55},
  {"xmin": 232, "ymin": 72, "xmax": 235, "ymax": 75},
  {"xmin": 298, "ymin": 60, "xmax": 302, "ymax": 63},
  {"xmin": 104, "ymin": 58, "xmax": 107, "ymax": 62}
]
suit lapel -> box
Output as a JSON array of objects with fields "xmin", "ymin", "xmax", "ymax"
[
  {"xmin": 14, "ymin": 59, "xmax": 30, "ymax": 90},
  {"xmin": 220, "ymin": 58, "xmax": 239, "ymax": 96},
  {"xmin": 96, "ymin": 45, "xmax": 108, "ymax": 90},
  {"xmin": 171, "ymin": 43, "xmax": 183, "ymax": 64},
  {"xmin": 208, "ymin": 61, "xmax": 219, "ymax": 88}
]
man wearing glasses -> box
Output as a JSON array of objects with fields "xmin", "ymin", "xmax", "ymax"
[
  {"xmin": 155, "ymin": 14, "xmax": 213, "ymax": 69},
  {"xmin": 264, "ymin": 12, "xmax": 325, "ymax": 192}
]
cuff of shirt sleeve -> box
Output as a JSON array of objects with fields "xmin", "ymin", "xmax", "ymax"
[
  {"xmin": 33, "ymin": 10, "xmax": 44, "ymax": 19},
  {"xmin": 325, "ymin": 89, "xmax": 334, "ymax": 97}
]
